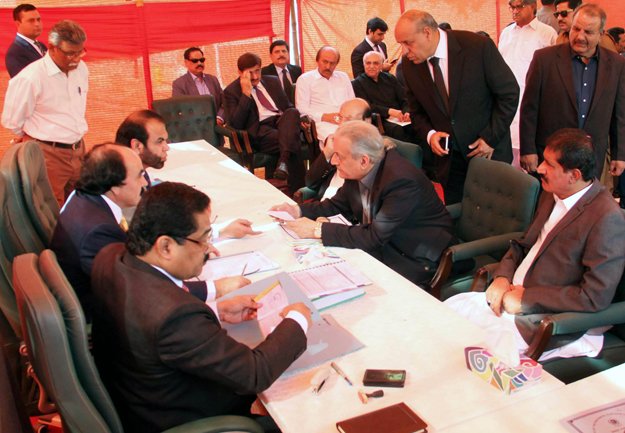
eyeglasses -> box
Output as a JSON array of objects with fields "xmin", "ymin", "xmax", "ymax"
[
  {"xmin": 508, "ymin": 3, "xmax": 527, "ymax": 11},
  {"xmin": 182, "ymin": 235, "xmax": 211, "ymax": 247},
  {"xmin": 188, "ymin": 57, "xmax": 206, "ymax": 64},
  {"xmin": 553, "ymin": 9, "xmax": 573, "ymax": 18},
  {"xmin": 56, "ymin": 46, "xmax": 87, "ymax": 59}
]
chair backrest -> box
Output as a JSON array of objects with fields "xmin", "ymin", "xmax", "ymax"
[
  {"xmin": 16, "ymin": 141, "xmax": 60, "ymax": 246},
  {"xmin": 13, "ymin": 251, "xmax": 123, "ymax": 433},
  {"xmin": 387, "ymin": 137, "xmax": 423, "ymax": 169},
  {"xmin": 152, "ymin": 95, "xmax": 220, "ymax": 146},
  {"xmin": 457, "ymin": 158, "xmax": 540, "ymax": 242},
  {"xmin": 0, "ymin": 176, "xmax": 21, "ymax": 338}
]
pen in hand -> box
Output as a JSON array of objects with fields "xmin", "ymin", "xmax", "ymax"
[{"xmin": 331, "ymin": 362, "xmax": 353, "ymax": 386}]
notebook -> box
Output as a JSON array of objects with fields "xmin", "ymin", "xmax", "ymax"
[{"xmin": 336, "ymin": 402, "xmax": 428, "ymax": 433}]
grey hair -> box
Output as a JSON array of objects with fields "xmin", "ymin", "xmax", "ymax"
[
  {"xmin": 48, "ymin": 20, "xmax": 87, "ymax": 47},
  {"xmin": 573, "ymin": 3, "xmax": 607, "ymax": 32},
  {"xmin": 334, "ymin": 121, "xmax": 385, "ymax": 164},
  {"xmin": 400, "ymin": 10, "xmax": 439, "ymax": 32},
  {"xmin": 363, "ymin": 50, "xmax": 384, "ymax": 64}
]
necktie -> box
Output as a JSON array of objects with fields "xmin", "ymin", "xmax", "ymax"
[
  {"xmin": 143, "ymin": 170, "xmax": 152, "ymax": 188},
  {"xmin": 254, "ymin": 86, "xmax": 279, "ymax": 113},
  {"xmin": 119, "ymin": 216, "xmax": 129, "ymax": 232},
  {"xmin": 374, "ymin": 44, "xmax": 382, "ymax": 54},
  {"xmin": 429, "ymin": 57, "xmax": 449, "ymax": 114},
  {"xmin": 281, "ymin": 69, "xmax": 294, "ymax": 103},
  {"xmin": 34, "ymin": 40, "xmax": 45, "ymax": 56}
]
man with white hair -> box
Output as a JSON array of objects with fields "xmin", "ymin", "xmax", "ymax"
[
  {"xmin": 271, "ymin": 121, "xmax": 454, "ymax": 285},
  {"xmin": 2, "ymin": 19, "xmax": 88, "ymax": 206}
]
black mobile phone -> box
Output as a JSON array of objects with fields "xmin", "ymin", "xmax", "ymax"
[
  {"xmin": 439, "ymin": 136, "xmax": 449, "ymax": 151},
  {"xmin": 362, "ymin": 369, "xmax": 406, "ymax": 387}
]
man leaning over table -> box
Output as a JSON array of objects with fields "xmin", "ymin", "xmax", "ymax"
[
  {"xmin": 92, "ymin": 181, "xmax": 310, "ymax": 433},
  {"xmin": 271, "ymin": 120, "xmax": 455, "ymax": 286},
  {"xmin": 115, "ymin": 109, "xmax": 259, "ymax": 240},
  {"xmin": 2, "ymin": 19, "xmax": 88, "ymax": 206},
  {"xmin": 446, "ymin": 128, "xmax": 625, "ymax": 361}
]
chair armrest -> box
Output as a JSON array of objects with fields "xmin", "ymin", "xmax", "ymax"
[
  {"xmin": 161, "ymin": 415, "xmax": 264, "ymax": 433},
  {"xmin": 525, "ymin": 302, "xmax": 625, "ymax": 360},
  {"xmin": 218, "ymin": 125, "xmax": 254, "ymax": 171},
  {"xmin": 446, "ymin": 203, "xmax": 462, "ymax": 220},
  {"xmin": 447, "ymin": 232, "xmax": 523, "ymax": 262},
  {"xmin": 293, "ymin": 187, "xmax": 317, "ymax": 204}
]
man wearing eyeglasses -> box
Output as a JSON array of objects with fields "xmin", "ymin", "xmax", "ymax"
[
  {"xmin": 172, "ymin": 47, "xmax": 225, "ymax": 126},
  {"xmin": 2, "ymin": 19, "xmax": 88, "ymax": 207}
]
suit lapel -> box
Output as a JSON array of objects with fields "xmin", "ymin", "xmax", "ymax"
[
  {"xmin": 184, "ymin": 73, "xmax": 200, "ymax": 96},
  {"xmin": 15, "ymin": 36, "xmax": 42, "ymax": 56},
  {"xmin": 555, "ymin": 44, "xmax": 578, "ymax": 110},
  {"xmin": 416, "ymin": 61, "xmax": 448, "ymax": 117},
  {"xmin": 446, "ymin": 31, "xmax": 463, "ymax": 116},
  {"xmin": 587, "ymin": 47, "xmax": 611, "ymax": 120}
]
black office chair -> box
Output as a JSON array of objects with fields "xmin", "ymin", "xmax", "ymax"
[{"xmin": 13, "ymin": 250, "xmax": 264, "ymax": 433}]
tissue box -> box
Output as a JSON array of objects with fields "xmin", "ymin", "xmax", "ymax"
[{"xmin": 464, "ymin": 346, "xmax": 542, "ymax": 394}]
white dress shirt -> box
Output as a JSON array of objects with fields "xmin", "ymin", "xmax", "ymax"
[
  {"xmin": 2, "ymin": 52, "xmax": 88, "ymax": 143},
  {"xmin": 251, "ymin": 82, "xmax": 280, "ymax": 122},
  {"xmin": 426, "ymin": 29, "xmax": 450, "ymax": 144},
  {"xmin": 16, "ymin": 32, "xmax": 44, "ymax": 56}
]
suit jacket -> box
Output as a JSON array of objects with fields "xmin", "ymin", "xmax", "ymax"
[
  {"xmin": 352, "ymin": 72, "xmax": 409, "ymax": 118},
  {"xmin": 494, "ymin": 181, "xmax": 625, "ymax": 347},
  {"xmin": 172, "ymin": 72, "xmax": 225, "ymax": 119},
  {"xmin": 402, "ymin": 30, "xmax": 519, "ymax": 179},
  {"xmin": 5, "ymin": 35, "xmax": 46, "ymax": 78},
  {"xmin": 49, "ymin": 192, "xmax": 126, "ymax": 316},
  {"xmin": 223, "ymin": 75, "xmax": 293, "ymax": 137},
  {"xmin": 520, "ymin": 43, "xmax": 625, "ymax": 172},
  {"xmin": 305, "ymin": 152, "xmax": 335, "ymax": 198},
  {"xmin": 300, "ymin": 149, "xmax": 455, "ymax": 283},
  {"xmin": 92, "ymin": 243, "xmax": 307, "ymax": 433},
  {"xmin": 261, "ymin": 63, "xmax": 302, "ymax": 83},
  {"xmin": 351, "ymin": 39, "xmax": 388, "ymax": 78}
]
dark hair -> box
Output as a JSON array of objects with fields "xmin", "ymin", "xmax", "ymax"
[
  {"xmin": 76, "ymin": 144, "xmax": 127, "ymax": 195},
  {"xmin": 269, "ymin": 39, "xmax": 289, "ymax": 54},
  {"xmin": 237, "ymin": 52, "xmax": 261, "ymax": 71},
  {"xmin": 184, "ymin": 47, "xmax": 203, "ymax": 60},
  {"xmin": 366, "ymin": 17, "xmax": 388, "ymax": 33},
  {"xmin": 541, "ymin": 0, "xmax": 555, "ymax": 5},
  {"xmin": 13, "ymin": 3, "xmax": 36, "ymax": 21},
  {"xmin": 438, "ymin": 22, "xmax": 452, "ymax": 31},
  {"xmin": 607, "ymin": 27, "xmax": 625, "ymax": 44},
  {"xmin": 126, "ymin": 182, "xmax": 211, "ymax": 256},
  {"xmin": 546, "ymin": 128, "xmax": 596, "ymax": 181},
  {"xmin": 115, "ymin": 110, "xmax": 166, "ymax": 147},
  {"xmin": 554, "ymin": 0, "xmax": 581, "ymax": 10}
]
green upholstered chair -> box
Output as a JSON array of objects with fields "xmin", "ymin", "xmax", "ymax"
[
  {"xmin": 16, "ymin": 140, "xmax": 60, "ymax": 246},
  {"xmin": 13, "ymin": 250, "xmax": 264, "ymax": 433},
  {"xmin": 430, "ymin": 157, "xmax": 540, "ymax": 300}
]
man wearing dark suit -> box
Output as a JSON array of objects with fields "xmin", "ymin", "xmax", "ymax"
[
  {"xmin": 395, "ymin": 10, "xmax": 519, "ymax": 204},
  {"xmin": 352, "ymin": 50, "xmax": 415, "ymax": 143},
  {"xmin": 172, "ymin": 47, "xmax": 225, "ymax": 124},
  {"xmin": 92, "ymin": 182, "xmax": 310, "ymax": 432},
  {"xmin": 260, "ymin": 39, "xmax": 302, "ymax": 104},
  {"xmin": 5, "ymin": 4, "xmax": 46, "ymax": 78},
  {"xmin": 520, "ymin": 4, "xmax": 625, "ymax": 178},
  {"xmin": 351, "ymin": 17, "xmax": 393, "ymax": 78},
  {"xmin": 224, "ymin": 52, "xmax": 305, "ymax": 192},
  {"xmin": 272, "ymin": 121, "xmax": 454, "ymax": 286},
  {"xmin": 447, "ymin": 129, "xmax": 625, "ymax": 355}
]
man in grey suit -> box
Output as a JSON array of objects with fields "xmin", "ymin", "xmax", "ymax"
[
  {"xmin": 172, "ymin": 47, "xmax": 225, "ymax": 125},
  {"xmin": 447, "ymin": 129, "xmax": 625, "ymax": 356},
  {"xmin": 5, "ymin": 3, "xmax": 46, "ymax": 78}
]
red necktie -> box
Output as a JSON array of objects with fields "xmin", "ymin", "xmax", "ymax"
[{"xmin": 254, "ymin": 86, "xmax": 279, "ymax": 113}]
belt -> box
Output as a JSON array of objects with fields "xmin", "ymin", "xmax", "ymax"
[{"xmin": 36, "ymin": 138, "xmax": 83, "ymax": 150}]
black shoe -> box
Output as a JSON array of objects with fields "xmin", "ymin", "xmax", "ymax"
[{"xmin": 274, "ymin": 162, "xmax": 289, "ymax": 180}]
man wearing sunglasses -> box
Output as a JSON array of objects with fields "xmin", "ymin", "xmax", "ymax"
[
  {"xmin": 172, "ymin": 47, "xmax": 225, "ymax": 126},
  {"xmin": 554, "ymin": 0, "xmax": 616, "ymax": 51}
]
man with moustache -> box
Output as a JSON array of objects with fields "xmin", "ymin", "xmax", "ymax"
[
  {"xmin": 553, "ymin": 0, "xmax": 616, "ymax": 51},
  {"xmin": 520, "ymin": 3, "xmax": 625, "ymax": 178},
  {"xmin": 172, "ymin": 47, "xmax": 225, "ymax": 125},
  {"xmin": 261, "ymin": 40, "xmax": 302, "ymax": 103},
  {"xmin": 5, "ymin": 3, "xmax": 46, "ymax": 77},
  {"xmin": 2, "ymin": 20, "xmax": 89, "ymax": 206},
  {"xmin": 91, "ymin": 182, "xmax": 310, "ymax": 432}
]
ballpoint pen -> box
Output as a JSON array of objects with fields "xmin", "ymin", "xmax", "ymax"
[
  {"xmin": 331, "ymin": 362, "xmax": 353, "ymax": 386},
  {"xmin": 241, "ymin": 262, "xmax": 248, "ymax": 276}
]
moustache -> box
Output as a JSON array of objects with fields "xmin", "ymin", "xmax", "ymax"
[{"xmin": 203, "ymin": 252, "xmax": 210, "ymax": 264}]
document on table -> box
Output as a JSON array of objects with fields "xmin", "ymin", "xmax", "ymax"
[
  {"xmin": 386, "ymin": 117, "xmax": 411, "ymax": 126},
  {"xmin": 199, "ymin": 251, "xmax": 279, "ymax": 280},
  {"xmin": 562, "ymin": 398, "xmax": 625, "ymax": 433},
  {"xmin": 256, "ymin": 283, "xmax": 289, "ymax": 337},
  {"xmin": 269, "ymin": 211, "xmax": 352, "ymax": 240},
  {"xmin": 289, "ymin": 260, "xmax": 371, "ymax": 298}
]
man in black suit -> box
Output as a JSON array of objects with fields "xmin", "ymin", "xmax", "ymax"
[
  {"xmin": 172, "ymin": 47, "xmax": 225, "ymax": 124},
  {"xmin": 395, "ymin": 10, "xmax": 519, "ymax": 204},
  {"xmin": 224, "ymin": 52, "xmax": 305, "ymax": 192},
  {"xmin": 92, "ymin": 182, "xmax": 310, "ymax": 432},
  {"xmin": 351, "ymin": 17, "xmax": 394, "ymax": 78},
  {"xmin": 272, "ymin": 121, "xmax": 454, "ymax": 285},
  {"xmin": 260, "ymin": 40, "xmax": 302, "ymax": 104},
  {"xmin": 5, "ymin": 3, "xmax": 46, "ymax": 78},
  {"xmin": 352, "ymin": 50, "xmax": 415, "ymax": 142},
  {"xmin": 520, "ymin": 4, "xmax": 625, "ymax": 178}
]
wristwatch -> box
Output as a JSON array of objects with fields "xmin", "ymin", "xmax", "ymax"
[{"xmin": 313, "ymin": 222, "xmax": 323, "ymax": 239}]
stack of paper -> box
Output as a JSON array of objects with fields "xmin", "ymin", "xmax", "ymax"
[{"xmin": 199, "ymin": 250, "xmax": 279, "ymax": 280}]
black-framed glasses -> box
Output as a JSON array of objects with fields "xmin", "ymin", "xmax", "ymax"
[
  {"xmin": 56, "ymin": 46, "xmax": 87, "ymax": 59},
  {"xmin": 508, "ymin": 3, "xmax": 527, "ymax": 11},
  {"xmin": 553, "ymin": 9, "xmax": 573, "ymax": 18},
  {"xmin": 182, "ymin": 235, "xmax": 211, "ymax": 247},
  {"xmin": 188, "ymin": 57, "xmax": 206, "ymax": 64}
]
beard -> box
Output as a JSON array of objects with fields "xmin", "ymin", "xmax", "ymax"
[{"xmin": 142, "ymin": 147, "xmax": 165, "ymax": 169}]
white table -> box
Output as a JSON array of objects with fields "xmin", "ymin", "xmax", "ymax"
[{"xmin": 156, "ymin": 140, "xmax": 564, "ymax": 432}]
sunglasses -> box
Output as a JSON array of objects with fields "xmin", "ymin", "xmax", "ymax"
[
  {"xmin": 553, "ymin": 9, "xmax": 573, "ymax": 18},
  {"xmin": 188, "ymin": 57, "xmax": 206, "ymax": 64}
]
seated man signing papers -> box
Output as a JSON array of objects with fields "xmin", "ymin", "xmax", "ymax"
[
  {"xmin": 271, "ymin": 121, "xmax": 455, "ymax": 285},
  {"xmin": 91, "ymin": 182, "xmax": 310, "ymax": 432},
  {"xmin": 446, "ymin": 129, "xmax": 625, "ymax": 361}
]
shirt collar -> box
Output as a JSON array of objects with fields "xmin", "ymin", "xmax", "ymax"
[
  {"xmin": 42, "ymin": 52, "xmax": 63, "ymax": 77},
  {"xmin": 365, "ymin": 37, "xmax": 376, "ymax": 49},
  {"xmin": 100, "ymin": 194, "xmax": 123, "ymax": 224},
  {"xmin": 150, "ymin": 264, "xmax": 184, "ymax": 288},
  {"xmin": 568, "ymin": 42, "xmax": 600, "ymax": 61},
  {"xmin": 431, "ymin": 28, "xmax": 448, "ymax": 61},
  {"xmin": 513, "ymin": 17, "xmax": 539, "ymax": 30},
  {"xmin": 555, "ymin": 182, "xmax": 593, "ymax": 211},
  {"xmin": 312, "ymin": 68, "xmax": 336, "ymax": 80},
  {"xmin": 16, "ymin": 33, "xmax": 36, "ymax": 44}
]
